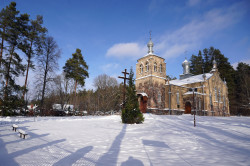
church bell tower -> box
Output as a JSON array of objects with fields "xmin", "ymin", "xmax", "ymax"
[{"xmin": 135, "ymin": 33, "xmax": 166, "ymax": 112}]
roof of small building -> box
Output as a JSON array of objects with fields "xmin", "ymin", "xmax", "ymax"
[
  {"xmin": 168, "ymin": 73, "xmax": 213, "ymax": 86},
  {"xmin": 137, "ymin": 92, "xmax": 148, "ymax": 97}
]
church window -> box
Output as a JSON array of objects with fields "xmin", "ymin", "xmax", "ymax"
[
  {"xmin": 158, "ymin": 92, "xmax": 161, "ymax": 103},
  {"xmin": 223, "ymin": 95, "xmax": 225, "ymax": 107},
  {"xmin": 154, "ymin": 62, "xmax": 157, "ymax": 72},
  {"xmin": 140, "ymin": 64, "xmax": 143, "ymax": 73},
  {"xmin": 146, "ymin": 62, "xmax": 149, "ymax": 72},
  {"xmin": 214, "ymin": 88, "xmax": 218, "ymax": 101},
  {"xmin": 218, "ymin": 90, "xmax": 221, "ymax": 102},
  {"xmin": 199, "ymin": 98, "xmax": 201, "ymax": 110},
  {"xmin": 209, "ymin": 93, "xmax": 212, "ymax": 105},
  {"xmin": 176, "ymin": 92, "xmax": 180, "ymax": 105},
  {"xmin": 160, "ymin": 64, "xmax": 162, "ymax": 73}
]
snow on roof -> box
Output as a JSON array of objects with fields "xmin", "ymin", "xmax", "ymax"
[
  {"xmin": 183, "ymin": 91, "xmax": 206, "ymax": 95},
  {"xmin": 169, "ymin": 73, "xmax": 213, "ymax": 86},
  {"xmin": 137, "ymin": 93, "xmax": 148, "ymax": 97}
]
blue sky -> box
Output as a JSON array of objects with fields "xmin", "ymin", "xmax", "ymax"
[{"xmin": 1, "ymin": 0, "xmax": 250, "ymax": 90}]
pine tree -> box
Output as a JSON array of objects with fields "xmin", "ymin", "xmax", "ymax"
[
  {"xmin": 0, "ymin": 2, "xmax": 18, "ymax": 67},
  {"xmin": 235, "ymin": 63, "xmax": 250, "ymax": 115},
  {"xmin": 121, "ymin": 67, "xmax": 144, "ymax": 124},
  {"xmin": 203, "ymin": 48, "xmax": 212, "ymax": 73},
  {"xmin": 0, "ymin": 3, "xmax": 28, "ymax": 116},
  {"xmin": 19, "ymin": 15, "xmax": 47, "ymax": 99},
  {"xmin": 63, "ymin": 48, "xmax": 89, "ymax": 110},
  {"xmin": 190, "ymin": 52, "xmax": 203, "ymax": 75}
]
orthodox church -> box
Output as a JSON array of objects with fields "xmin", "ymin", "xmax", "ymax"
[{"xmin": 136, "ymin": 37, "xmax": 230, "ymax": 116}]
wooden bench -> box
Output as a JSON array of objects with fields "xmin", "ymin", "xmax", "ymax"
[
  {"xmin": 18, "ymin": 129, "xmax": 28, "ymax": 139},
  {"xmin": 12, "ymin": 124, "xmax": 18, "ymax": 132}
]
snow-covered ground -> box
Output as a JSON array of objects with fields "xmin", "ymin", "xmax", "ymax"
[{"xmin": 1, "ymin": 114, "xmax": 250, "ymax": 166}]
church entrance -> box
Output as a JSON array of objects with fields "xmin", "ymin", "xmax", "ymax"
[
  {"xmin": 185, "ymin": 102, "xmax": 191, "ymax": 114},
  {"xmin": 140, "ymin": 96, "xmax": 148, "ymax": 113},
  {"xmin": 138, "ymin": 95, "xmax": 148, "ymax": 113}
]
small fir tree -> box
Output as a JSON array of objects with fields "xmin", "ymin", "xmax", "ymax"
[{"xmin": 121, "ymin": 67, "xmax": 144, "ymax": 124}]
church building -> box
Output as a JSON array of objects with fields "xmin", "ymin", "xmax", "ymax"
[{"xmin": 136, "ymin": 37, "xmax": 230, "ymax": 116}]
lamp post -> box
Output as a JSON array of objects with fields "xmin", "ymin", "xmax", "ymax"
[{"xmin": 189, "ymin": 88, "xmax": 197, "ymax": 127}]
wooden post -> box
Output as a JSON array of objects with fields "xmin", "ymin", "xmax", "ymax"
[{"xmin": 118, "ymin": 69, "xmax": 129, "ymax": 108}]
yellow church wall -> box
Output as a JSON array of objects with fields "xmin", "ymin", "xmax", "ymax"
[{"xmin": 164, "ymin": 72, "xmax": 230, "ymax": 116}]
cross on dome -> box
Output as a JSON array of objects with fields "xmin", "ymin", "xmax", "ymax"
[{"xmin": 147, "ymin": 31, "xmax": 154, "ymax": 54}]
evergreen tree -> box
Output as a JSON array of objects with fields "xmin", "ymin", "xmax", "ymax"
[
  {"xmin": 203, "ymin": 48, "xmax": 212, "ymax": 73},
  {"xmin": 190, "ymin": 52, "xmax": 203, "ymax": 75},
  {"xmin": 4, "ymin": 13, "xmax": 28, "ymax": 92},
  {"xmin": 121, "ymin": 67, "xmax": 144, "ymax": 124},
  {"xmin": 0, "ymin": 3, "xmax": 28, "ymax": 116},
  {"xmin": 63, "ymin": 48, "xmax": 89, "ymax": 100},
  {"xmin": 19, "ymin": 15, "xmax": 47, "ymax": 99},
  {"xmin": 235, "ymin": 62, "xmax": 250, "ymax": 115},
  {"xmin": 0, "ymin": 2, "xmax": 18, "ymax": 67}
]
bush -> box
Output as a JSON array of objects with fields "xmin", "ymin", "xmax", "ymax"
[{"xmin": 122, "ymin": 107, "xmax": 144, "ymax": 124}]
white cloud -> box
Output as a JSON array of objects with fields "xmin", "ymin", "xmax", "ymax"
[
  {"xmin": 105, "ymin": 2, "xmax": 246, "ymax": 61},
  {"xmin": 156, "ymin": 1, "xmax": 246, "ymax": 59},
  {"xmin": 106, "ymin": 43, "xmax": 147, "ymax": 59},
  {"xmin": 232, "ymin": 59, "xmax": 250, "ymax": 70}
]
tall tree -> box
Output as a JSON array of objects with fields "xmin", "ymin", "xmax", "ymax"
[
  {"xmin": 53, "ymin": 73, "xmax": 74, "ymax": 113},
  {"xmin": 93, "ymin": 74, "xmax": 120, "ymax": 113},
  {"xmin": 121, "ymin": 67, "xmax": 144, "ymax": 124},
  {"xmin": 235, "ymin": 62, "xmax": 250, "ymax": 115},
  {"xmin": 4, "ymin": 13, "xmax": 28, "ymax": 92},
  {"xmin": 190, "ymin": 51, "xmax": 203, "ymax": 75},
  {"xmin": 35, "ymin": 36, "xmax": 60, "ymax": 114},
  {"xmin": 0, "ymin": 4, "xmax": 28, "ymax": 116},
  {"xmin": 0, "ymin": 2, "xmax": 18, "ymax": 67},
  {"xmin": 19, "ymin": 15, "xmax": 47, "ymax": 99},
  {"xmin": 63, "ymin": 48, "xmax": 89, "ymax": 99}
]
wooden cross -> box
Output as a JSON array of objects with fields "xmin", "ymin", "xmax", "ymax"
[{"xmin": 118, "ymin": 69, "xmax": 129, "ymax": 108}]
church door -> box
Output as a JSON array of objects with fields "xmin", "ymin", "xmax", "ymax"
[
  {"xmin": 185, "ymin": 102, "xmax": 191, "ymax": 114},
  {"xmin": 140, "ymin": 96, "xmax": 148, "ymax": 113}
]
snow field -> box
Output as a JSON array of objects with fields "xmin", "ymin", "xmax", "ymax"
[{"xmin": 0, "ymin": 114, "xmax": 250, "ymax": 166}]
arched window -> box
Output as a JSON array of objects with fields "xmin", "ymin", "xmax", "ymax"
[
  {"xmin": 218, "ymin": 90, "xmax": 221, "ymax": 102},
  {"xmin": 154, "ymin": 62, "xmax": 157, "ymax": 72},
  {"xmin": 140, "ymin": 64, "xmax": 143, "ymax": 73},
  {"xmin": 158, "ymin": 91, "xmax": 161, "ymax": 103},
  {"xmin": 214, "ymin": 88, "xmax": 217, "ymax": 101},
  {"xmin": 145, "ymin": 62, "xmax": 149, "ymax": 72},
  {"xmin": 223, "ymin": 95, "xmax": 225, "ymax": 107},
  {"xmin": 199, "ymin": 98, "xmax": 201, "ymax": 110},
  {"xmin": 209, "ymin": 93, "xmax": 212, "ymax": 105},
  {"xmin": 160, "ymin": 64, "xmax": 162, "ymax": 73},
  {"xmin": 176, "ymin": 92, "xmax": 179, "ymax": 105}
]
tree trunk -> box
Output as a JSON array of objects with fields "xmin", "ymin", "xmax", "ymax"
[
  {"xmin": 74, "ymin": 80, "xmax": 77, "ymax": 113},
  {"xmin": 40, "ymin": 50, "xmax": 49, "ymax": 115},
  {"xmin": 5, "ymin": 46, "xmax": 15, "ymax": 98},
  {"xmin": 23, "ymin": 42, "xmax": 33, "ymax": 99},
  {"xmin": 0, "ymin": 27, "xmax": 5, "ymax": 67}
]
